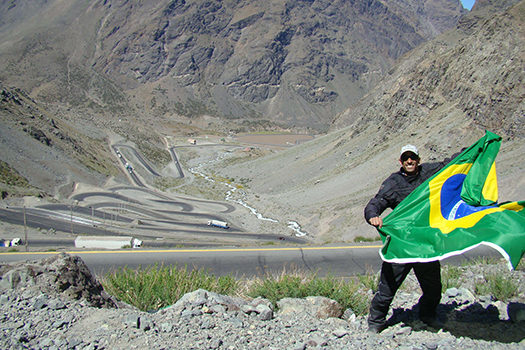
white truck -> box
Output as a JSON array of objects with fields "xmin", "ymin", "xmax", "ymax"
[
  {"xmin": 207, "ymin": 220, "xmax": 229, "ymax": 229},
  {"xmin": 74, "ymin": 236, "xmax": 142, "ymax": 249}
]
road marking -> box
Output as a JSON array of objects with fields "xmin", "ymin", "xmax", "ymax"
[{"xmin": 0, "ymin": 245, "xmax": 382, "ymax": 256}]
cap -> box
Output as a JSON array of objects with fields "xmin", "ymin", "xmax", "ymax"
[{"xmin": 400, "ymin": 144, "xmax": 419, "ymax": 157}]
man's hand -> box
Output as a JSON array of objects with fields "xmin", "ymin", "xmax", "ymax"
[{"xmin": 369, "ymin": 216, "xmax": 383, "ymax": 228}]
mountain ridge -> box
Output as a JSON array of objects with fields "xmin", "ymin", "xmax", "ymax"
[{"xmin": 0, "ymin": 0, "xmax": 465, "ymax": 132}]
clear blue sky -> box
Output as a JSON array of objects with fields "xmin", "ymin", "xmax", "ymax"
[{"xmin": 460, "ymin": 0, "xmax": 475, "ymax": 10}]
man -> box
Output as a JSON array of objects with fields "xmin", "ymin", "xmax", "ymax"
[{"xmin": 364, "ymin": 144, "xmax": 456, "ymax": 333}]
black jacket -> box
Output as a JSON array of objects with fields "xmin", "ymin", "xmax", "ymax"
[{"xmin": 364, "ymin": 156, "xmax": 457, "ymax": 224}]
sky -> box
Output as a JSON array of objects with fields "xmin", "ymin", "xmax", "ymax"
[{"xmin": 460, "ymin": 0, "xmax": 475, "ymax": 10}]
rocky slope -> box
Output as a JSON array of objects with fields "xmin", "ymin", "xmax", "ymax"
[
  {"xmin": 1, "ymin": 254, "xmax": 524, "ymax": 348},
  {"xmin": 0, "ymin": 85, "xmax": 120, "ymax": 197},
  {"xmin": 214, "ymin": 0, "xmax": 525, "ymax": 242},
  {"xmin": 333, "ymin": 0, "xmax": 524, "ymax": 138},
  {"xmin": 0, "ymin": 0, "xmax": 465, "ymax": 132}
]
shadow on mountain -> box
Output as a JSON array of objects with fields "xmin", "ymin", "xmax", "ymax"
[{"xmin": 389, "ymin": 301, "xmax": 525, "ymax": 343}]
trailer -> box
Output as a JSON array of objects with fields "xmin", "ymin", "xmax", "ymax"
[
  {"xmin": 207, "ymin": 220, "xmax": 229, "ymax": 229},
  {"xmin": 74, "ymin": 236, "xmax": 142, "ymax": 249}
]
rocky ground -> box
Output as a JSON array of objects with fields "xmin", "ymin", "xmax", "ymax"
[{"xmin": 0, "ymin": 254, "xmax": 524, "ymax": 349}]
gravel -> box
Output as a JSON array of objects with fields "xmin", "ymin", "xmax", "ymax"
[{"xmin": 0, "ymin": 253, "xmax": 524, "ymax": 349}]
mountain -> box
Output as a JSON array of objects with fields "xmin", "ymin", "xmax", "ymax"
[
  {"xmin": 215, "ymin": 0, "xmax": 525, "ymax": 242},
  {"xmin": 0, "ymin": 0, "xmax": 523, "ymax": 244},
  {"xmin": 0, "ymin": 0, "xmax": 465, "ymax": 133},
  {"xmin": 333, "ymin": 0, "xmax": 524, "ymax": 138}
]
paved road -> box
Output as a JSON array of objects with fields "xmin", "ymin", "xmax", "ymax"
[
  {"xmin": 169, "ymin": 147, "xmax": 185, "ymax": 178},
  {"xmin": 112, "ymin": 145, "xmax": 146, "ymax": 187},
  {"xmin": 115, "ymin": 144, "xmax": 161, "ymax": 177},
  {"xmin": 0, "ymin": 244, "xmax": 502, "ymax": 278},
  {"xmin": 0, "ymin": 245, "xmax": 383, "ymax": 277}
]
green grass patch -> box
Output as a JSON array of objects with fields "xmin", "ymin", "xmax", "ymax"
[
  {"xmin": 101, "ymin": 264, "xmax": 238, "ymax": 312},
  {"xmin": 475, "ymin": 273, "xmax": 519, "ymax": 301},
  {"xmin": 0, "ymin": 160, "xmax": 43, "ymax": 197},
  {"xmin": 441, "ymin": 265, "xmax": 462, "ymax": 292},
  {"xmin": 102, "ymin": 265, "xmax": 371, "ymax": 315},
  {"xmin": 136, "ymin": 140, "xmax": 171, "ymax": 167},
  {"xmin": 246, "ymin": 272, "xmax": 370, "ymax": 315},
  {"xmin": 357, "ymin": 271, "xmax": 379, "ymax": 293},
  {"xmin": 99, "ymin": 259, "xmax": 520, "ymax": 318}
]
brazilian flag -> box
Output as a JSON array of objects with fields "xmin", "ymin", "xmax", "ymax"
[{"xmin": 379, "ymin": 131, "xmax": 525, "ymax": 269}]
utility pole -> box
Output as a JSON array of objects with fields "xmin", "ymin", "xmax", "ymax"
[{"xmin": 23, "ymin": 206, "xmax": 28, "ymax": 252}]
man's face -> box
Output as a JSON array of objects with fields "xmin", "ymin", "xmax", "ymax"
[{"xmin": 400, "ymin": 152, "xmax": 420, "ymax": 174}]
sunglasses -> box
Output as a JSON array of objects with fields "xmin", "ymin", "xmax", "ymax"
[{"xmin": 401, "ymin": 152, "xmax": 419, "ymax": 162}]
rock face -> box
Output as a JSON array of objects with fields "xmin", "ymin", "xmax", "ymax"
[
  {"xmin": 0, "ymin": 0, "xmax": 465, "ymax": 131},
  {"xmin": 333, "ymin": 0, "xmax": 524, "ymax": 140},
  {"xmin": 0, "ymin": 253, "xmax": 115, "ymax": 308},
  {"xmin": 277, "ymin": 296, "xmax": 343, "ymax": 319},
  {"xmin": 0, "ymin": 254, "xmax": 524, "ymax": 349}
]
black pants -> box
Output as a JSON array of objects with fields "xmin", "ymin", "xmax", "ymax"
[{"xmin": 368, "ymin": 261, "xmax": 442, "ymax": 327}]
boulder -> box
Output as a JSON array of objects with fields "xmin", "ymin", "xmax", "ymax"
[
  {"xmin": 0, "ymin": 253, "xmax": 116, "ymax": 308},
  {"xmin": 277, "ymin": 296, "xmax": 343, "ymax": 319}
]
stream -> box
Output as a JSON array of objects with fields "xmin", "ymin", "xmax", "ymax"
[{"xmin": 188, "ymin": 151, "xmax": 307, "ymax": 237}]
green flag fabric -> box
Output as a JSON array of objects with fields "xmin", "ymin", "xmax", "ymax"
[{"xmin": 378, "ymin": 131, "xmax": 525, "ymax": 269}]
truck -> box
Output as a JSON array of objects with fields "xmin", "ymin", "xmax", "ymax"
[
  {"xmin": 207, "ymin": 220, "xmax": 229, "ymax": 229},
  {"xmin": 74, "ymin": 236, "xmax": 142, "ymax": 249}
]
